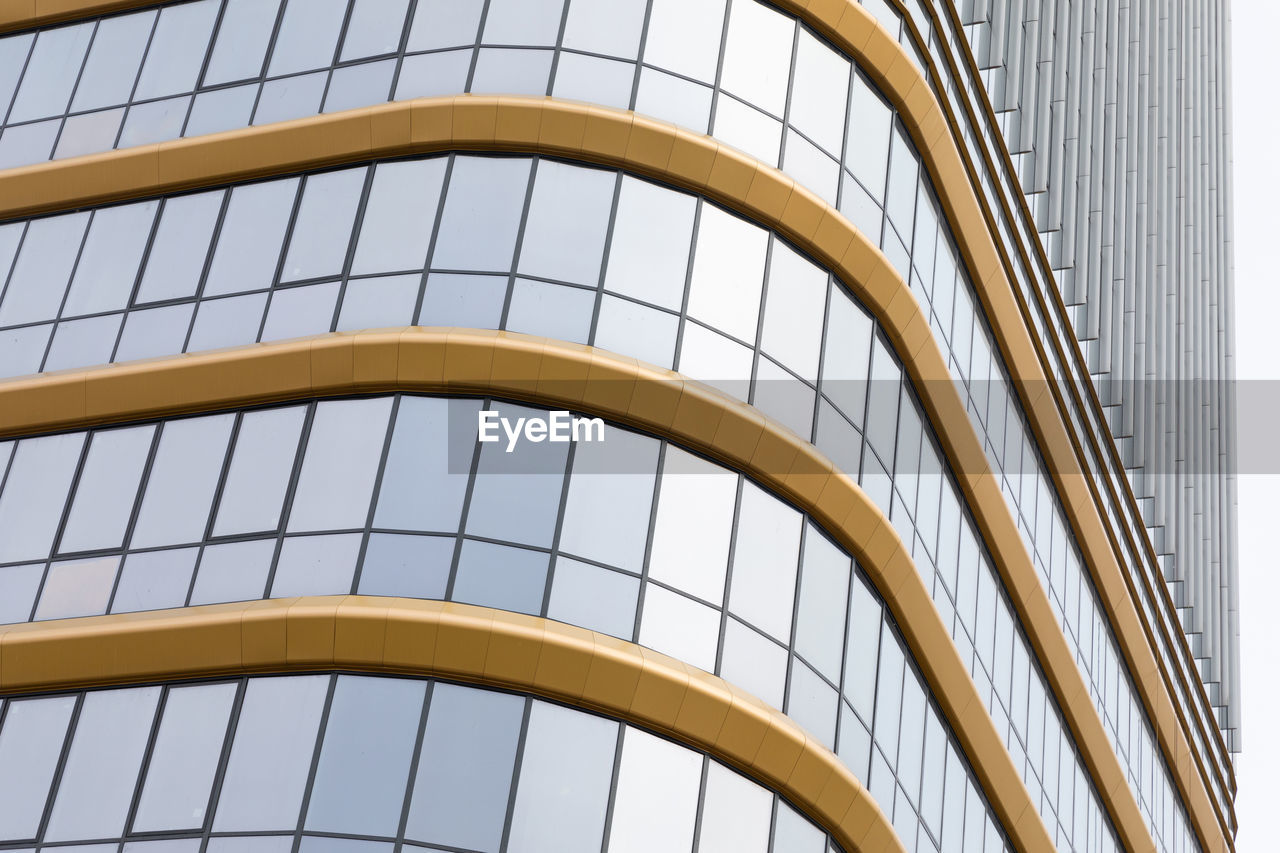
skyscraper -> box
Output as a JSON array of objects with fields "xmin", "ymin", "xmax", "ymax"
[{"xmin": 0, "ymin": 1, "xmax": 1236, "ymax": 851}]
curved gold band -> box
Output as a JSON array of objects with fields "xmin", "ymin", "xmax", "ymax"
[
  {"xmin": 0, "ymin": 327, "xmax": 1056, "ymax": 853},
  {"xmin": 0, "ymin": 595, "xmax": 904, "ymax": 853},
  {"xmin": 0, "ymin": 3, "xmax": 1231, "ymax": 844}
]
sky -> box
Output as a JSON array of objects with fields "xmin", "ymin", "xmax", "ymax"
[{"xmin": 1225, "ymin": 1, "xmax": 1277, "ymax": 848}]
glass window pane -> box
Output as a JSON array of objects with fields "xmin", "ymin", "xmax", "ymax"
[
  {"xmin": 260, "ymin": 281, "xmax": 339, "ymax": 341},
  {"xmin": 518, "ymin": 161, "xmax": 613, "ymax": 285},
  {"xmin": 42, "ymin": 313, "xmax": 122, "ymax": 372},
  {"xmin": 59, "ymin": 425, "xmax": 154, "ymax": 553},
  {"xmin": 638, "ymin": 583, "xmax": 720, "ymax": 672},
  {"xmin": 336, "ymin": 274, "xmax": 420, "ymax": 330},
  {"xmin": 603, "ymin": 176, "xmax": 694, "ymax": 310},
  {"xmin": 0, "ymin": 562, "xmax": 41, "ymax": 624},
  {"xmin": 507, "ymin": 700, "xmax": 616, "ymax": 853},
  {"xmin": 465, "ymin": 403, "xmax": 568, "ymax": 547},
  {"xmin": 394, "ymin": 49, "xmax": 471, "ymax": 99},
  {"xmin": 71, "ymin": 11, "xmax": 154, "ymax": 111},
  {"xmin": 452, "ymin": 539, "xmax": 548, "ymax": 616},
  {"xmin": 356, "ymin": 533, "xmax": 451, "ymax": 599},
  {"xmin": 675, "ymin": 321, "xmax": 752, "ymax": 401},
  {"xmin": 846, "ymin": 74, "xmax": 892, "ymax": 202},
  {"xmin": 214, "ymin": 675, "xmax": 329, "ymax": 831},
  {"xmin": 133, "ymin": 0, "xmax": 219, "ymax": 100},
  {"xmin": 323, "ymin": 59, "xmax": 396, "ymax": 113},
  {"xmin": 111, "ymin": 548, "xmax": 198, "ymax": 614},
  {"xmin": 189, "ymin": 538, "xmax": 275, "ymax": 605},
  {"xmin": 45, "ymin": 687, "xmax": 161, "ymax": 842},
  {"xmin": 268, "ymin": 0, "xmax": 348, "ymax": 76},
  {"xmin": 885, "ymin": 126, "xmax": 918, "ymax": 238},
  {"xmin": 204, "ymin": 0, "xmax": 282, "ymax": 85},
  {"xmin": 773, "ymin": 801, "xmax": 825, "ymax": 852},
  {"xmin": 114, "ymin": 303, "xmax": 194, "ymax": 364},
  {"xmin": 643, "ymin": 0, "xmax": 725, "ymax": 83},
  {"xmin": 720, "ymin": 617, "xmax": 786, "ymax": 708},
  {"xmin": 697, "ymin": 762, "xmax": 771, "ymax": 853},
  {"xmin": 133, "ymin": 682, "xmax": 236, "ymax": 832},
  {"xmin": 558, "ymin": 428, "xmax": 658, "ymax": 572},
  {"xmin": 352, "ymin": 158, "xmax": 447, "ymax": 273},
  {"xmin": 821, "ymin": 289, "xmax": 873, "ymax": 426},
  {"xmin": 607, "ymin": 727, "xmax": 700, "ymax": 853},
  {"xmin": 719, "ymin": 0, "xmax": 792, "ymax": 115},
  {"xmin": 547, "ymin": 557, "xmax": 638, "ymax": 640},
  {"xmin": 406, "ymin": 0, "xmax": 484, "ymax": 50},
  {"xmin": 184, "ymin": 84, "xmax": 257, "ymax": 138},
  {"xmin": 418, "ymin": 272, "xmax": 506, "ymax": 327},
  {"xmin": 253, "ymin": 71, "xmax": 326, "ymax": 125},
  {"xmin": 711, "ymin": 95, "xmax": 781, "ymax": 165},
  {"xmin": 505, "ymin": 278, "xmax": 593, "ymax": 343},
  {"xmin": 551, "ymin": 51, "xmax": 633, "ymax": 111},
  {"xmin": 287, "ymin": 397, "xmax": 392, "ymax": 531},
  {"xmin": 186, "ymin": 292, "xmax": 267, "ymax": 352},
  {"xmin": 633, "ymin": 67, "xmax": 712, "ymax": 134},
  {"xmin": 647, "ymin": 446, "xmax": 735, "ymax": 603},
  {"xmin": 728, "ymin": 482, "xmax": 801, "ymax": 642},
  {"xmin": 374, "ymin": 396, "xmax": 476, "ymax": 532},
  {"xmin": 8, "ymin": 23, "xmax": 93, "ymax": 123},
  {"xmin": 132, "ymin": 414, "xmax": 234, "ymax": 548},
  {"xmin": 306, "ymin": 675, "xmax": 425, "ymax": 835},
  {"xmin": 0, "ymin": 211, "xmax": 89, "ymax": 327},
  {"xmin": 843, "ymin": 575, "xmax": 881, "ymax": 720},
  {"xmin": 282, "ymin": 168, "xmax": 365, "ymax": 281},
  {"xmin": 790, "ymin": 30, "xmax": 849, "ymax": 156},
  {"xmin": 593, "ymin": 295, "xmax": 678, "ymax": 368},
  {"xmin": 751, "ymin": 356, "xmax": 814, "ymax": 441},
  {"xmin": 481, "ymin": 0, "xmax": 564, "ymax": 46},
  {"xmin": 0, "ymin": 35, "xmax": 34, "ymax": 121},
  {"xmin": 687, "ymin": 205, "xmax": 767, "ymax": 342},
  {"xmin": 136, "ymin": 190, "xmax": 223, "ymax": 304},
  {"xmin": 0, "ymin": 432, "xmax": 84, "ymax": 563},
  {"xmin": 63, "ymin": 202, "xmax": 158, "ymax": 317},
  {"xmin": 118, "ymin": 96, "xmax": 189, "ymax": 148},
  {"xmin": 873, "ymin": 624, "xmax": 905, "ymax": 760},
  {"xmin": 0, "ymin": 695, "xmax": 76, "ymax": 840},
  {"xmin": 213, "ymin": 406, "xmax": 307, "ymax": 536},
  {"xmin": 795, "ymin": 524, "xmax": 851, "ymax": 683},
  {"xmin": 269, "ymin": 533, "xmax": 362, "ymax": 598},
  {"xmin": 430, "ymin": 156, "xmax": 530, "ymax": 272},
  {"xmin": 787, "ymin": 661, "xmax": 837, "ymax": 749},
  {"xmin": 34, "ymin": 556, "xmax": 119, "ymax": 621},
  {"xmin": 562, "ymin": 0, "xmax": 644, "ymax": 57},
  {"xmin": 204, "ymin": 178, "xmax": 299, "ymax": 296},
  {"xmin": 0, "ymin": 323, "xmax": 51, "ymax": 379},
  {"xmin": 406, "ymin": 683, "xmax": 523, "ymax": 853},
  {"xmin": 760, "ymin": 241, "xmax": 827, "ymax": 381},
  {"xmin": 341, "ymin": 0, "xmax": 410, "ymax": 60},
  {"xmin": 471, "ymin": 46, "xmax": 552, "ymax": 95}
]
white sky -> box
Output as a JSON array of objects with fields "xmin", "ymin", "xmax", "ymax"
[{"xmin": 1226, "ymin": 1, "xmax": 1277, "ymax": 848}]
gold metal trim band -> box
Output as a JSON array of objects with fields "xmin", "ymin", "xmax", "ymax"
[
  {"xmin": 0, "ymin": 595, "xmax": 904, "ymax": 853},
  {"xmin": 0, "ymin": 327, "xmax": 1055, "ymax": 853}
]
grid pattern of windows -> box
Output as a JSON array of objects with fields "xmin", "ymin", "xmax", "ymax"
[
  {"xmin": 868, "ymin": 0, "xmax": 1234, "ymax": 819},
  {"xmin": 0, "ymin": 674, "xmax": 845, "ymax": 853},
  {"xmin": 0, "ymin": 0, "xmax": 1220, "ymax": 841},
  {"xmin": 0, "ymin": 391, "xmax": 1095, "ymax": 853},
  {"xmin": 0, "ymin": 3, "xmax": 1208, "ymax": 839},
  {"xmin": 0, "ymin": 146, "xmax": 1189, "ymax": 851}
]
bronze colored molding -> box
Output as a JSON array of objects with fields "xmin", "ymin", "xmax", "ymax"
[
  {"xmin": 0, "ymin": 327, "xmax": 1055, "ymax": 853},
  {"xmin": 0, "ymin": 595, "xmax": 905, "ymax": 853}
]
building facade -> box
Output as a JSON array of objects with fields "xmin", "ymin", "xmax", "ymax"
[{"xmin": 0, "ymin": 1, "xmax": 1236, "ymax": 852}]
